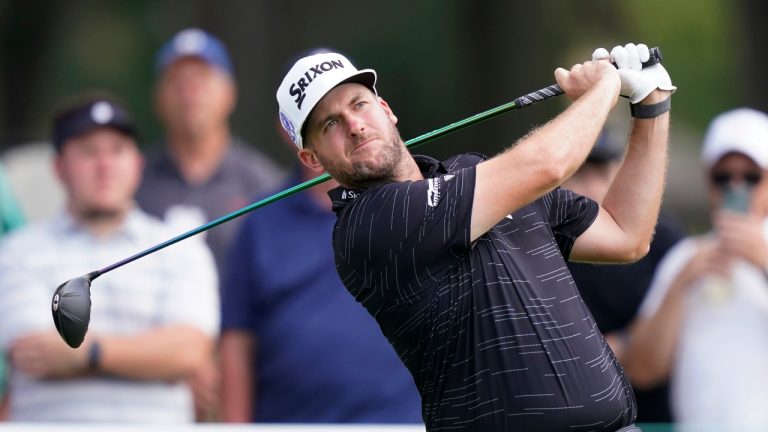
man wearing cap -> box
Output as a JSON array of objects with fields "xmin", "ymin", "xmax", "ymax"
[
  {"xmin": 0, "ymin": 94, "xmax": 219, "ymax": 422},
  {"xmin": 277, "ymin": 43, "xmax": 674, "ymax": 431},
  {"xmin": 137, "ymin": 27, "xmax": 284, "ymax": 285},
  {"xmin": 564, "ymin": 129, "xmax": 685, "ymax": 424},
  {"xmin": 624, "ymin": 108, "xmax": 768, "ymax": 429}
]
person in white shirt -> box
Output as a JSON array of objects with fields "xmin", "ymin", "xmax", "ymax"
[
  {"xmin": 624, "ymin": 108, "xmax": 768, "ymax": 430},
  {"xmin": 0, "ymin": 94, "xmax": 219, "ymax": 422}
]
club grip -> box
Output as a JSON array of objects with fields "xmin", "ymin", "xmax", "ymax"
[
  {"xmin": 513, "ymin": 85, "xmax": 564, "ymax": 108},
  {"xmin": 513, "ymin": 46, "xmax": 663, "ymax": 109}
]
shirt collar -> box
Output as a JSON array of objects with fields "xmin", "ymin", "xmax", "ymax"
[{"xmin": 328, "ymin": 154, "xmax": 446, "ymax": 213}]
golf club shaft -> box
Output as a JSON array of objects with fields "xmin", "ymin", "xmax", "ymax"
[{"xmin": 96, "ymin": 86, "xmax": 561, "ymax": 277}]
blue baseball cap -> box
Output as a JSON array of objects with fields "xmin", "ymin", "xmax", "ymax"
[{"xmin": 155, "ymin": 28, "xmax": 233, "ymax": 77}]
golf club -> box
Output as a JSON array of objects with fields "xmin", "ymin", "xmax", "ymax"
[{"xmin": 52, "ymin": 47, "xmax": 663, "ymax": 348}]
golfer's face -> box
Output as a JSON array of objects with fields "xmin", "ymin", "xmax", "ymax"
[{"xmin": 303, "ymin": 83, "xmax": 402, "ymax": 186}]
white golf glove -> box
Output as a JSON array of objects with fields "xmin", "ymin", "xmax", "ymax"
[{"xmin": 592, "ymin": 43, "xmax": 676, "ymax": 104}]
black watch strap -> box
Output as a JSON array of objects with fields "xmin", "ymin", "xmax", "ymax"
[{"xmin": 630, "ymin": 97, "xmax": 671, "ymax": 119}]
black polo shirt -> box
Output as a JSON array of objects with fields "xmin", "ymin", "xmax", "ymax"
[{"xmin": 329, "ymin": 154, "xmax": 636, "ymax": 431}]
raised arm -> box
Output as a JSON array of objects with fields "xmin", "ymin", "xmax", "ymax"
[
  {"xmin": 570, "ymin": 90, "xmax": 671, "ymax": 262},
  {"xmin": 571, "ymin": 44, "xmax": 675, "ymax": 262},
  {"xmin": 471, "ymin": 59, "xmax": 621, "ymax": 241}
]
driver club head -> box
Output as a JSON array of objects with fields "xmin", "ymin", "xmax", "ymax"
[{"xmin": 51, "ymin": 272, "xmax": 98, "ymax": 348}]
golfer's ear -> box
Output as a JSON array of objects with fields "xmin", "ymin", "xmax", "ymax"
[
  {"xmin": 298, "ymin": 148, "xmax": 323, "ymax": 171},
  {"xmin": 378, "ymin": 97, "xmax": 398, "ymax": 125}
]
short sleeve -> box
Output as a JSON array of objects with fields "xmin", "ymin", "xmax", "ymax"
[{"xmin": 543, "ymin": 187, "xmax": 599, "ymax": 259}]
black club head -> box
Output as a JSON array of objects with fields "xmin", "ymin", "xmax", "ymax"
[{"xmin": 51, "ymin": 273, "xmax": 95, "ymax": 348}]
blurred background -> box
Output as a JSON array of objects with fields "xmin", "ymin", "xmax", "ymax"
[{"xmin": 0, "ymin": 0, "xmax": 766, "ymax": 232}]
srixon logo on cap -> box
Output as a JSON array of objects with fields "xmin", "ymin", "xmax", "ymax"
[{"xmin": 289, "ymin": 58, "xmax": 346, "ymax": 110}]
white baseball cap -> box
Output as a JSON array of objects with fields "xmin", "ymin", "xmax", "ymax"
[
  {"xmin": 276, "ymin": 52, "xmax": 377, "ymax": 149},
  {"xmin": 701, "ymin": 108, "xmax": 768, "ymax": 169}
]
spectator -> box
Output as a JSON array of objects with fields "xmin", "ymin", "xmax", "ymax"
[
  {"xmin": 564, "ymin": 129, "xmax": 685, "ymax": 423},
  {"xmin": 137, "ymin": 27, "xmax": 284, "ymax": 283},
  {"xmin": 218, "ymin": 118, "xmax": 422, "ymax": 423},
  {"xmin": 624, "ymin": 108, "xmax": 768, "ymax": 429},
  {"xmin": 0, "ymin": 94, "xmax": 219, "ymax": 422}
]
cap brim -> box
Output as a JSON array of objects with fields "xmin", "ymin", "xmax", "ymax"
[{"xmin": 337, "ymin": 69, "xmax": 377, "ymax": 94}]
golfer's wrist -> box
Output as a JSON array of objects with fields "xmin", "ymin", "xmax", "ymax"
[
  {"xmin": 636, "ymin": 89, "xmax": 672, "ymax": 105},
  {"xmin": 630, "ymin": 90, "xmax": 672, "ymax": 119}
]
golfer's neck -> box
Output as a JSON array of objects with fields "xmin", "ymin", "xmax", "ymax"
[{"xmin": 397, "ymin": 155, "xmax": 424, "ymax": 182}]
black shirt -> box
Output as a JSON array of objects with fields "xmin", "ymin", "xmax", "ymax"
[{"xmin": 329, "ymin": 154, "xmax": 637, "ymax": 431}]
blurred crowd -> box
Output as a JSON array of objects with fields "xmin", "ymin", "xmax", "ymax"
[{"xmin": 0, "ymin": 28, "xmax": 767, "ymax": 429}]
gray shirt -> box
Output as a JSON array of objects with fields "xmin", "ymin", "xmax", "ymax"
[
  {"xmin": 0, "ymin": 208, "xmax": 218, "ymax": 422},
  {"xmin": 136, "ymin": 138, "xmax": 284, "ymax": 281}
]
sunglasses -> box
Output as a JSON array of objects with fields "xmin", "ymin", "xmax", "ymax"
[{"xmin": 710, "ymin": 172, "xmax": 763, "ymax": 188}]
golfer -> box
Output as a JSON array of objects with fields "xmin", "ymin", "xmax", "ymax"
[{"xmin": 276, "ymin": 43, "xmax": 674, "ymax": 431}]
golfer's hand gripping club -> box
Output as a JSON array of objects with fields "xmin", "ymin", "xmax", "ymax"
[
  {"xmin": 513, "ymin": 45, "xmax": 664, "ymax": 108},
  {"xmin": 593, "ymin": 43, "xmax": 675, "ymax": 104},
  {"xmin": 51, "ymin": 44, "xmax": 666, "ymax": 349}
]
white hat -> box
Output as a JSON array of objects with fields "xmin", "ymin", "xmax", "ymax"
[
  {"xmin": 701, "ymin": 108, "xmax": 768, "ymax": 169},
  {"xmin": 276, "ymin": 52, "xmax": 376, "ymax": 149}
]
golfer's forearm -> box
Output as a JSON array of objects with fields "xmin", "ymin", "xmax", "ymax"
[
  {"xmin": 96, "ymin": 325, "xmax": 212, "ymax": 380},
  {"xmin": 472, "ymin": 80, "xmax": 617, "ymax": 240},
  {"xmin": 601, "ymin": 90, "xmax": 671, "ymax": 257}
]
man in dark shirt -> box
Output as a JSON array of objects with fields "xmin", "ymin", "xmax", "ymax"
[{"xmin": 275, "ymin": 44, "xmax": 675, "ymax": 431}]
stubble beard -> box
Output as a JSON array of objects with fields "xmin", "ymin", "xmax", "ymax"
[{"xmin": 330, "ymin": 122, "xmax": 408, "ymax": 190}]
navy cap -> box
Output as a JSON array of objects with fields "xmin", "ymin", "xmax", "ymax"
[
  {"xmin": 52, "ymin": 98, "xmax": 136, "ymax": 152},
  {"xmin": 586, "ymin": 129, "xmax": 625, "ymax": 163},
  {"xmin": 154, "ymin": 28, "xmax": 233, "ymax": 77}
]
